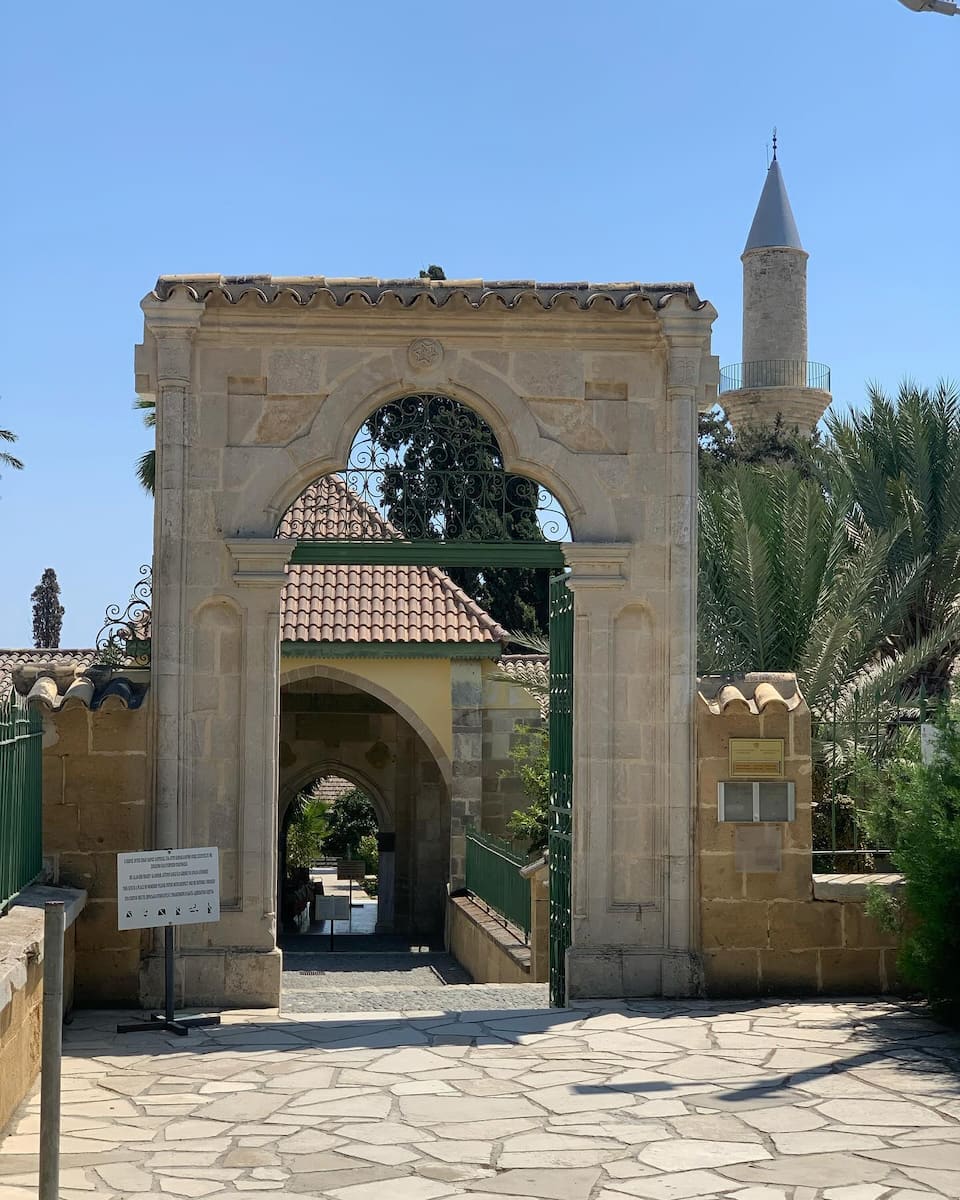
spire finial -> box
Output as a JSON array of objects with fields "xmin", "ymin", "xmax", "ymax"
[{"xmin": 772, "ymin": 126, "xmax": 778, "ymax": 161}]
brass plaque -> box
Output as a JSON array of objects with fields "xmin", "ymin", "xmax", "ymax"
[{"xmin": 729, "ymin": 737, "xmax": 784, "ymax": 779}]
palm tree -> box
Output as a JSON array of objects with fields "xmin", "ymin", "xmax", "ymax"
[
  {"xmin": 135, "ymin": 397, "xmax": 155, "ymax": 494},
  {"xmin": 826, "ymin": 381, "xmax": 960, "ymax": 697},
  {"xmin": 1, "ymin": 426, "xmax": 23, "ymax": 474},
  {"xmin": 697, "ymin": 463, "xmax": 959, "ymax": 723}
]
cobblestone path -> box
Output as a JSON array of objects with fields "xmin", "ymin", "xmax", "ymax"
[
  {"xmin": 1, "ymin": 999, "xmax": 958, "ymax": 1198},
  {"xmin": 281, "ymin": 950, "xmax": 549, "ymax": 1013}
]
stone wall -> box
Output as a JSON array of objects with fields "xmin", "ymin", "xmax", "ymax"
[
  {"xmin": 446, "ymin": 895, "xmax": 531, "ymax": 985},
  {"xmin": 697, "ymin": 676, "xmax": 900, "ymax": 995},
  {"xmin": 0, "ymin": 887, "xmax": 83, "ymax": 1133},
  {"xmin": 480, "ymin": 667, "xmax": 543, "ymax": 840},
  {"xmin": 41, "ymin": 703, "xmax": 150, "ymax": 1006}
]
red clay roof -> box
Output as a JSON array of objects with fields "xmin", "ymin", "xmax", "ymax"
[{"xmin": 278, "ymin": 477, "xmax": 507, "ymax": 646}]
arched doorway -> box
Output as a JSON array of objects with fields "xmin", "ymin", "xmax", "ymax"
[
  {"xmin": 143, "ymin": 275, "xmax": 712, "ymax": 1009},
  {"xmin": 277, "ymin": 671, "xmax": 451, "ymax": 943},
  {"xmin": 279, "ymin": 772, "xmax": 383, "ymax": 937},
  {"xmin": 277, "ymin": 393, "xmax": 573, "ymax": 999}
]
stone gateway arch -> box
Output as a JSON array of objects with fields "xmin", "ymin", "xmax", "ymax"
[{"xmin": 136, "ymin": 275, "xmax": 717, "ymax": 1007}]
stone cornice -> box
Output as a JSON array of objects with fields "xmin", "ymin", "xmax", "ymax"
[
  {"xmin": 224, "ymin": 539, "xmax": 291, "ymax": 587},
  {"xmin": 562, "ymin": 542, "xmax": 631, "ymax": 589}
]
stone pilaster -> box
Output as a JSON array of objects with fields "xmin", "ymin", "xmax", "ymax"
[
  {"xmin": 142, "ymin": 295, "xmax": 203, "ymax": 855},
  {"xmin": 226, "ymin": 540, "xmax": 290, "ymax": 945},
  {"xmin": 449, "ymin": 660, "xmax": 483, "ymax": 891}
]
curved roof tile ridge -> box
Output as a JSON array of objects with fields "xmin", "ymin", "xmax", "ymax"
[
  {"xmin": 698, "ymin": 673, "xmax": 803, "ymax": 716},
  {"xmin": 149, "ymin": 275, "xmax": 707, "ymax": 313},
  {"xmin": 11, "ymin": 661, "xmax": 150, "ymax": 712}
]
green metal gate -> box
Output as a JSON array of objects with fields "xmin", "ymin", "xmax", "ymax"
[
  {"xmin": 0, "ymin": 689, "xmax": 43, "ymax": 913},
  {"xmin": 548, "ymin": 574, "xmax": 573, "ymax": 1007}
]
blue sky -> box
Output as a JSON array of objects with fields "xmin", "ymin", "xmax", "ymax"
[{"xmin": 2, "ymin": 1, "xmax": 958, "ymax": 647}]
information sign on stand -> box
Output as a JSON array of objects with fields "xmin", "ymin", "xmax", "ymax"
[
  {"xmin": 314, "ymin": 895, "xmax": 350, "ymax": 949},
  {"xmin": 116, "ymin": 847, "xmax": 222, "ymax": 1037},
  {"xmin": 336, "ymin": 858, "xmax": 366, "ymax": 912}
]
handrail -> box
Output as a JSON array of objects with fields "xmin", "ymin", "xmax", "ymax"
[
  {"xmin": 719, "ymin": 360, "xmax": 831, "ymax": 393},
  {"xmin": 464, "ymin": 827, "xmax": 531, "ymax": 940}
]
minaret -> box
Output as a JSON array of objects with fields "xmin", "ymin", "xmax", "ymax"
[{"xmin": 720, "ymin": 139, "xmax": 831, "ymax": 430}]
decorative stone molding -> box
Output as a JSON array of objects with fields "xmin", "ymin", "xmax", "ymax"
[
  {"xmin": 667, "ymin": 352, "xmax": 700, "ymax": 389},
  {"xmin": 407, "ymin": 337, "xmax": 444, "ymax": 371},
  {"xmin": 141, "ymin": 295, "xmax": 204, "ymax": 387},
  {"xmin": 224, "ymin": 539, "xmax": 292, "ymax": 587},
  {"xmin": 562, "ymin": 542, "xmax": 631, "ymax": 590}
]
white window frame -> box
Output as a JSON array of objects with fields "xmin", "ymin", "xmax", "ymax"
[{"xmin": 718, "ymin": 781, "xmax": 795, "ymax": 823}]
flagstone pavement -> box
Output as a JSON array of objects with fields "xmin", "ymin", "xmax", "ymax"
[{"xmin": 1, "ymin": 997, "xmax": 958, "ymax": 1200}]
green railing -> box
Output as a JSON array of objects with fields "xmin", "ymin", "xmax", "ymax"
[
  {"xmin": 813, "ymin": 679, "xmax": 944, "ymax": 873},
  {"xmin": 464, "ymin": 828, "xmax": 530, "ymax": 940},
  {"xmin": 0, "ymin": 690, "xmax": 43, "ymax": 913}
]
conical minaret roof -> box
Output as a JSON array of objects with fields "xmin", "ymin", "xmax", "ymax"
[{"xmin": 744, "ymin": 157, "xmax": 803, "ymax": 252}]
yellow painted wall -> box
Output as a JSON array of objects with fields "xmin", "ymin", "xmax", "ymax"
[{"xmin": 280, "ymin": 656, "xmax": 454, "ymax": 760}]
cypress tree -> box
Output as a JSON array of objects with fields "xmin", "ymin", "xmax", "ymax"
[{"xmin": 31, "ymin": 568, "xmax": 64, "ymax": 649}]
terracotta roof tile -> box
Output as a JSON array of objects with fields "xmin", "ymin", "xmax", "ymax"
[
  {"xmin": 697, "ymin": 673, "xmax": 802, "ymax": 715},
  {"xmin": 0, "ymin": 649, "xmax": 96, "ymax": 698},
  {"xmin": 278, "ymin": 477, "xmax": 507, "ymax": 646}
]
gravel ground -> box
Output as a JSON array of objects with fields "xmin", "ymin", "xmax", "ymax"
[
  {"xmin": 281, "ymin": 948, "xmax": 548, "ymax": 1012},
  {"xmin": 280, "ymin": 981, "xmax": 549, "ymax": 1012}
]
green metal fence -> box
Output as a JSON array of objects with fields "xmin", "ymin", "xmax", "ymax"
[
  {"xmin": 813, "ymin": 682, "xmax": 943, "ymax": 873},
  {"xmin": 464, "ymin": 828, "xmax": 530, "ymax": 939},
  {"xmin": 0, "ymin": 690, "xmax": 43, "ymax": 913}
]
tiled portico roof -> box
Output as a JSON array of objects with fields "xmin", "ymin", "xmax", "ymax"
[
  {"xmin": 278, "ymin": 477, "xmax": 508, "ymax": 646},
  {"xmin": 150, "ymin": 275, "xmax": 707, "ymax": 313}
]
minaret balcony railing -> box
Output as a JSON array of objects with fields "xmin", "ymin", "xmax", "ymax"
[{"xmin": 719, "ymin": 360, "xmax": 831, "ymax": 394}]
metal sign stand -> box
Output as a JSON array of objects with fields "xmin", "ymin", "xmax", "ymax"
[{"xmin": 117, "ymin": 925, "xmax": 221, "ymax": 1037}]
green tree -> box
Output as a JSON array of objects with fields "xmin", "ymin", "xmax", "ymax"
[
  {"xmin": 31, "ymin": 568, "xmax": 64, "ymax": 649},
  {"xmin": 365, "ymin": 393, "xmax": 550, "ymax": 636},
  {"xmin": 135, "ymin": 397, "xmax": 155, "ymax": 494},
  {"xmin": 698, "ymin": 408, "xmax": 823, "ymax": 480},
  {"xmin": 1, "ymin": 424, "xmax": 24, "ymax": 477},
  {"xmin": 697, "ymin": 462, "xmax": 955, "ymax": 721},
  {"xmin": 322, "ymin": 788, "xmax": 378, "ymax": 857},
  {"xmin": 862, "ymin": 701, "xmax": 960, "ymax": 1022},
  {"xmin": 504, "ymin": 724, "xmax": 550, "ymax": 855},
  {"xmin": 826, "ymin": 381, "xmax": 960, "ymax": 697},
  {"xmin": 285, "ymin": 794, "xmax": 329, "ymax": 872}
]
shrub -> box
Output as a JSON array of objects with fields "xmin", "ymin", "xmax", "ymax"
[
  {"xmin": 504, "ymin": 723, "xmax": 549, "ymax": 855},
  {"xmin": 285, "ymin": 796, "xmax": 328, "ymax": 872},
  {"xmin": 862, "ymin": 701, "xmax": 960, "ymax": 1021},
  {"xmin": 357, "ymin": 833, "xmax": 379, "ymax": 876}
]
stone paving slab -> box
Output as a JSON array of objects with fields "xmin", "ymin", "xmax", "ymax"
[{"xmin": 1, "ymin": 998, "xmax": 958, "ymax": 1199}]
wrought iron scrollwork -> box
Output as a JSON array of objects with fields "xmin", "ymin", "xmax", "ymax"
[
  {"xmin": 93, "ymin": 565, "xmax": 152, "ymax": 667},
  {"xmin": 278, "ymin": 394, "xmax": 569, "ymax": 543}
]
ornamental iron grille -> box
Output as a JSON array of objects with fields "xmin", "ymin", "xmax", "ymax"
[
  {"xmin": 281, "ymin": 395, "xmax": 569, "ymax": 565},
  {"xmin": 548, "ymin": 573, "xmax": 574, "ymax": 1007},
  {"xmin": 93, "ymin": 565, "xmax": 152, "ymax": 667}
]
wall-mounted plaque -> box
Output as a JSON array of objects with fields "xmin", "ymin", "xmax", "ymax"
[{"xmin": 729, "ymin": 737, "xmax": 784, "ymax": 779}]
